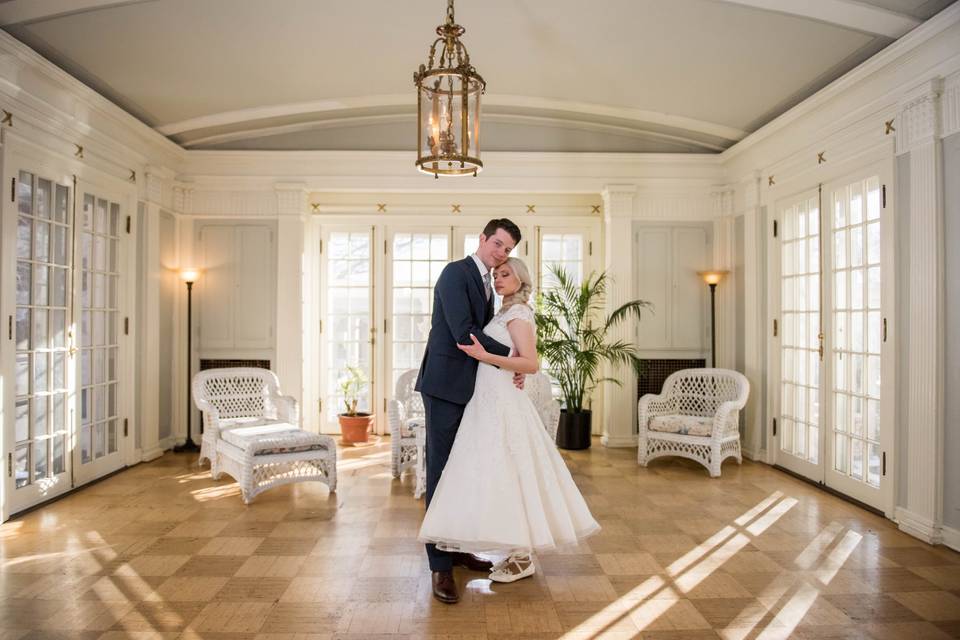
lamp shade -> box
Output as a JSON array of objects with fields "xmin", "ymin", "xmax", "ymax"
[{"xmin": 698, "ymin": 270, "xmax": 729, "ymax": 285}]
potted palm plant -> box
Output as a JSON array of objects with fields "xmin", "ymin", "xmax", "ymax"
[
  {"xmin": 337, "ymin": 365, "xmax": 374, "ymax": 444},
  {"xmin": 535, "ymin": 266, "xmax": 651, "ymax": 450}
]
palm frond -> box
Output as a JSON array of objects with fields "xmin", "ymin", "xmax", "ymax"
[{"xmin": 534, "ymin": 265, "xmax": 651, "ymax": 412}]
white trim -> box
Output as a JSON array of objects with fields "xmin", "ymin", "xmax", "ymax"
[
  {"xmin": 159, "ymin": 94, "xmax": 746, "ymax": 144},
  {"xmin": 714, "ymin": 0, "xmax": 920, "ymax": 38},
  {"xmin": 601, "ymin": 434, "xmax": 639, "ymax": 448},
  {"xmin": 140, "ymin": 445, "xmax": 165, "ymax": 462},
  {"xmin": 942, "ymin": 525, "xmax": 960, "ymax": 552},
  {"xmin": 896, "ymin": 507, "xmax": 943, "ymax": 545},
  {"xmin": 941, "ymin": 71, "xmax": 960, "ymax": 138}
]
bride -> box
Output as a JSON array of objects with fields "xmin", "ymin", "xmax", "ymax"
[{"xmin": 418, "ymin": 257, "xmax": 600, "ymax": 583}]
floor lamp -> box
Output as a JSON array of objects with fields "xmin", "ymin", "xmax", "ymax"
[
  {"xmin": 698, "ymin": 270, "xmax": 728, "ymax": 368},
  {"xmin": 174, "ymin": 268, "xmax": 200, "ymax": 453}
]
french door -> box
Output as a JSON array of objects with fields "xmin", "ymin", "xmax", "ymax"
[
  {"xmin": 73, "ymin": 189, "xmax": 127, "ymax": 485},
  {"xmin": 385, "ymin": 228, "xmax": 451, "ymax": 405},
  {"xmin": 319, "ymin": 228, "xmax": 375, "ymax": 431},
  {"xmin": 316, "ymin": 221, "xmax": 595, "ymax": 435},
  {"xmin": 2, "ymin": 147, "xmax": 131, "ymax": 516},
  {"xmin": 6, "ymin": 169, "xmax": 74, "ymax": 510},
  {"xmin": 772, "ymin": 166, "xmax": 894, "ymax": 512}
]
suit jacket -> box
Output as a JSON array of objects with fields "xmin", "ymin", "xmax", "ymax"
[{"xmin": 415, "ymin": 256, "xmax": 511, "ymax": 405}]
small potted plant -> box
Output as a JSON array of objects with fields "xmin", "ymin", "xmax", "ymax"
[
  {"xmin": 337, "ymin": 365, "xmax": 374, "ymax": 444},
  {"xmin": 536, "ymin": 266, "xmax": 650, "ymax": 450}
]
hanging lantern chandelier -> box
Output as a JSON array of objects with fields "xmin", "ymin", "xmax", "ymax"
[{"xmin": 414, "ymin": 0, "xmax": 485, "ymax": 178}]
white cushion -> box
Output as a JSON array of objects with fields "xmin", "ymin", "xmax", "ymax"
[
  {"xmin": 648, "ymin": 415, "xmax": 713, "ymax": 437},
  {"xmin": 220, "ymin": 422, "xmax": 331, "ymax": 455}
]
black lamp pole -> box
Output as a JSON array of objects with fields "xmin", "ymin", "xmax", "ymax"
[
  {"xmin": 709, "ymin": 282, "xmax": 717, "ymax": 368},
  {"xmin": 174, "ymin": 279, "xmax": 198, "ymax": 452}
]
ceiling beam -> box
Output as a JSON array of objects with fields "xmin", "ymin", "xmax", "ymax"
[
  {"xmin": 714, "ymin": 0, "xmax": 921, "ymax": 38},
  {"xmin": 0, "ymin": 0, "xmax": 158, "ymax": 27}
]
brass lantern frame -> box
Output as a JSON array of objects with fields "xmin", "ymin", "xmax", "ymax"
[{"xmin": 414, "ymin": 0, "xmax": 485, "ymax": 178}]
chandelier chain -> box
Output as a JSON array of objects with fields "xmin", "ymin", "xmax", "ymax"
[{"xmin": 446, "ymin": 0, "xmax": 455, "ymax": 25}]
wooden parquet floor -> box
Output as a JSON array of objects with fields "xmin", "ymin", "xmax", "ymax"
[{"xmin": 2, "ymin": 440, "xmax": 959, "ymax": 639}]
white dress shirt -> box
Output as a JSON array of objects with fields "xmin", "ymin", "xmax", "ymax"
[{"xmin": 470, "ymin": 253, "xmax": 491, "ymax": 300}]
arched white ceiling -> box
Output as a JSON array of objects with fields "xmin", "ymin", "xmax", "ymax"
[{"xmin": 2, "ymin": 0, "xmax": 954, "ymax": 153}]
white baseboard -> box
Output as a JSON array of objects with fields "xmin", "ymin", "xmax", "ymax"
[
  {"xmin": 941, "ymin": 525, "xmax": 960, "ymax": 552},
  {"xmin": 141, "ymin": 444, "xmax": 167, "ymax": 462},
  {"xmin": 742, "ymin": 447, "xmax": 767, "ymax": 462},
  {"xmin": 895, "ymin": 507, "xmax": 944, "ymax": 545},
  {"xmin": 602, "ymin": 433, "xmax": 639, "ymax": 448}
]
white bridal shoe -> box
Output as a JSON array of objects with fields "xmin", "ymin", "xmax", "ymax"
[{"xmin": 489, "ymin": 554, "xmax": 536, "ymax": 583}]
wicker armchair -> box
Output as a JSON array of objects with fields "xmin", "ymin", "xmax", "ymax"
[
  {"xmin": 389, "ymin": 370, "xmax": 426, "ymax": 496},
  {"xmin": 637, "ymin": 368, "xmax": 749, "ymax": 477},
  {"xmin": 193, "ymin": 367, "xmax": 336, "ymax": 502}
]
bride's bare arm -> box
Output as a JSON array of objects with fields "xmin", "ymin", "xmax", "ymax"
[{"xmin": 457, "ymin": 318, "xmax": 539, "ymax": 374}]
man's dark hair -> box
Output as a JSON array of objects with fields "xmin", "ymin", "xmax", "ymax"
[{"xmin": 482, "ymin": 218, "xmax": 522, "ymax": 244}]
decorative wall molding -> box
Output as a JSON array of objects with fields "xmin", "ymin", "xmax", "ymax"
[
  {"xmin": 634, "ymin": 191, "xmax": 717, "ymax": 221},
  {"xmin": 310, "ymin": 204, "xmax": 601, "ymax": 218},
  {"xmin": 172, "ymin": 185, "xmax": 193, "ymax": 214},
  {"xmin": 143, "ymin": 169, "xmax": 169, "ymax": 206},
  {"xmin": 712, "ymin": 188, "xmax": 735, "ymax": 218},
  {"xmin": 901, "ymin": 86, "xmax": 946, "ymax": 541},
  {"xmin": 896, "ymin": 79, "xmax": 943, "ymax": 155},
  {"xmin": 941, "ymin": 71, "xmax": 960, "ymax": 138},
  {"xmin": 275, "ymin": 183, "xmax": 308, "ymax": 217},
  {"xmin": 189, "ymin": 190, "xmax": 278, "ymax": 217},
  {"xmin": 895, "ymin": 507, "xmax": 944, "ymax": 545}
]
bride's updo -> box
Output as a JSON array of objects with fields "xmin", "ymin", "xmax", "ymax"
[{"xmin": 499, "ymin": 257, "xmax": 534, "ymax": 314}]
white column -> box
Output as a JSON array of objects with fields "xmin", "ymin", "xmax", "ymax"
[
  {"xmin": 138, "ymin": 170, "xmax": 163, "ymax": 460},
  {"xmin": 895, "ymin": 79, "xmax": 945, "ymax": 544},
  {"xmin": 600, "ymin": 185, "xmax": 638, "ymax": 448},
  {"xmin": 738, "ymin": 173, "xmax": 767, "ymax": 461},
  {"xmin": 712, "ymin": 188, "xmax": 736, "ymax": 369},
  {"xmin": 275, "ymin": 184, "xmax": 308, "ymax": 425}
]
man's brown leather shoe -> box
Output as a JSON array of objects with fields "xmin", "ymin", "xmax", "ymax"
[
  {"xmin": 452, "ymin": 552, "xmax": 494, "ymax": 572},
  {"xmin": 432, "ymin": 570, "xmax": 459, "ymax": 604}
]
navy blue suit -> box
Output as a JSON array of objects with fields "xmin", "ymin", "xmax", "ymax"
[{"xmin": 415, "ymin": 257, "xmax": 511, "ymax": 571}]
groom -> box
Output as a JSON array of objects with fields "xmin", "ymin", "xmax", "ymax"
[{"xmin": 415, "ymin": 218, "xmax": 523, "ymax": 604}]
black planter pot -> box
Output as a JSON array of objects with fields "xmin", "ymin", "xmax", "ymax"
[{"xmin": 556, "ymin": 410, "xmax": 592, "ymax": 450}]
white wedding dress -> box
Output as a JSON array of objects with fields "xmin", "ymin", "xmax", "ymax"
[{"xmin": 418, "ymin": 303, "xmax": 600, "ymax": 554}]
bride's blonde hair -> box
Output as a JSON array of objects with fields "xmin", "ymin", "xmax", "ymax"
[{"xmin": 499, "ymin": 257, "xmax": 534, "ymax": 314}]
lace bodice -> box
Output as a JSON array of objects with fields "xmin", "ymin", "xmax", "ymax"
[{"xmin": 483, "ymin": 304, "xmax": 536, "ymax": 350}]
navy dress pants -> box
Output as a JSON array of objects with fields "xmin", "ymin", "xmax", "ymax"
[{"xmin": 421, "ymin": 393, "xmax": 467, "ymax": 571}]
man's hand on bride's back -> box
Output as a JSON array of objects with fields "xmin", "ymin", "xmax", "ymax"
[{"xmin": 513, "ymin": 372, "xmax": 525, "ymax": 390}]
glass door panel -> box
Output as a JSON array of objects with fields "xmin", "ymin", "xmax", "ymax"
[
  {"xmin": 74, "ymin": 191, "xmax": 125, "ymax": 484},
  {"xmin": 825, "ymin": 176, "xmax": 886, "ymax": 506},
  {"xmin": 539, "ymin": 230, "xmax": 584, "ymax": 289},
  {"xmin": 9, "ymin": 171, "xmax": 73, "ymax": 510},
  {"xmin": 322, "ymin": 230, "xmax": 373, "ymax": 431},
  {"xmin": 388, "ymin": 229, "xmax": 449, "ymax": 395},
  {"xmin": 776, "ymin": 192, "xmax": 822, "ymax": 479}
]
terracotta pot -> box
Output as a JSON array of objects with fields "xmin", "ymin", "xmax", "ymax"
[{"xmin": 339, "ymin": 413, "xmax": 374, "ymax": 443}]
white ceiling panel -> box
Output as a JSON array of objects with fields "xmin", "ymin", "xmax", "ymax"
[{"xmin": 3, "ymin": 0, "xmax": 950, "ymax": 152}]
